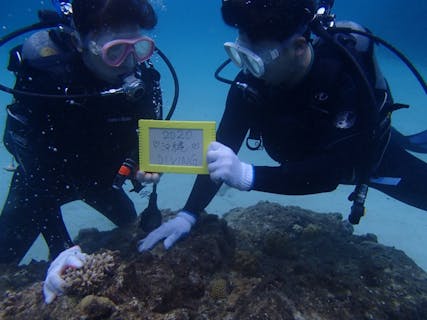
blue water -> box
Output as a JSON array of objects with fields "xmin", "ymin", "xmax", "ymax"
[{"xmin": 0, "ymin": 0, "xmax": 426, "ymax": 270}]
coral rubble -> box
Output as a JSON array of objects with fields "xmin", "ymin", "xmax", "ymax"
[{"xmin": 0, "ymin": 201, "xmax": 426, "ymax": 319}]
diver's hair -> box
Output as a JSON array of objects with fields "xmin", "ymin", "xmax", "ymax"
[
  {"xmin": 72, "ymin": 0, "xmax": 157, "ymax": 36},
  {"xmin": 221, "ymin": 0, "xmax": 316, "ymax": 41}
]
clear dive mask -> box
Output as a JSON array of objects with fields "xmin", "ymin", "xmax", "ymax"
[
  {"xmin": 224, "ymin": 37, "xmax": 290, "ymax": 78},
  {"xmin": 223, "ymin": 25, "xmax": 311, "ymax": 79}
]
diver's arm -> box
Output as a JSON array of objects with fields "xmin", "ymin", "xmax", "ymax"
[
  {"xmin": 137, "ymin": 81, "xmax": 251, "ymax": 252},
  {"xmin": 182, "ymin": 82, "xmax": 252, "ymax": 215}
]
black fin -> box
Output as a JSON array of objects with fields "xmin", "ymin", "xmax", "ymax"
[{"xmin": 392, "ymin": 127, "xmax": 427, "ymax": 153}]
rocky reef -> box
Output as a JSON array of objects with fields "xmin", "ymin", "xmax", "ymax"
[{"xmin": 0, "ymin": 201, "xmax": 427, "ymax": 319}]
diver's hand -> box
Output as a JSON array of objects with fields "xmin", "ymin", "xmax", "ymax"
[
  {"xmin": 137, "ymin": 211, "xmax": 196, "ymax": 251},
  {"xmin": 136, "ymin": 170, "xmax": 161, "ymax": 184},
  {"xmin": 207, "ymin": 141, "xmax": 253, "ymax": 191},
  {"xmin": 43, "ymin": 246, "xmax": 87, "ymax": 304}
]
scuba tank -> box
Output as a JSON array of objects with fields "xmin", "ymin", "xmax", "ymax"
[{"xmin": 310, "ymin": 1, "xmax": 425, "ymax": 224}]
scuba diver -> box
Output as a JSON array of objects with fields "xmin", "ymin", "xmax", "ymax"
[
  {"xmin": 137, "ymin": 0, "xmax": 427, "ymax": 252},
  {"xmin": 0, "ymin": 0, "xmax": 179, "ymax": 304}
]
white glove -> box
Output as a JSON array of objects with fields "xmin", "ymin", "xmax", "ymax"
[
  {"xmin": 137, "ymin": 211, "xmax": 196, "ymax": 251},
  {"xmin": 136, "ymin": 170, "xmax": 161, "ymax": 184},
  {"xmin": 43, "ymin": 245, "xmax": 87, "ymax": 304},
  {"xmin": 206, "ymin": 141, "xmax": 253, "ymax": 191}
]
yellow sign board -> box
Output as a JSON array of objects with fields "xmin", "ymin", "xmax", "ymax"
[{"xmin": 138, "ymin": 120, "xmax": 216, "ymax": 174}]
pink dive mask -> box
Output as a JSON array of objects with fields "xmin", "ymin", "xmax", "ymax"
[{"xmin": 99, "ymin": 36, "xmax": 155, "ymax": 67}]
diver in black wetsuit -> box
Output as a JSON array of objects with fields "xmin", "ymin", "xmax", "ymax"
[
  {"xmin": 0, "ymin": 0, "xmax": 163, "ymax": 266},
  {"xmin": 137, "ymin": 0, "xmax": 427, "ymax": 252}
]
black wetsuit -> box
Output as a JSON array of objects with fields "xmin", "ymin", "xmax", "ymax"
[
  {"xmin": 183, "ymin": 38, "xmax": 427, "ymax": 217},
  {"xmin": 0, "ymin": 30, "xmax": 162, "ymax": 263}
]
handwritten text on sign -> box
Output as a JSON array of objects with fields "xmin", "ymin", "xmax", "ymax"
[{"xmin": 149, "ymin": 128, "xmax": 203, "ymax": 166}]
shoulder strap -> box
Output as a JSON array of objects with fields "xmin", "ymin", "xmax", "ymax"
[{"xmin": 333, "ymin": 21, "xmax": 388, "ymax": 92}]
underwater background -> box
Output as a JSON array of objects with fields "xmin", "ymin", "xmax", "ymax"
[{"xmin": 0, "ymin": 0, "xmax": 426, "ymax": 272}]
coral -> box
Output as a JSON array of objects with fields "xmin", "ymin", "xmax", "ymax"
[
  {"xmin": 302, "ymin": 223, "xmax": 322, "ymax": 236},
  {"xmin": 263, "ymin": 231, "xmax": 291, "ymax": 257},
  {"xmin": 78, "ymin": 295, "xmax": 116, "ymax": 320},
  {"xmin": 1, "ymin": 290, "xmax": 23, "ymax": 316},
  {"xmin": 1, "ymin": 203, "xmax": 427, "ymax": 319},
  {"xmin": 292, "ymin": 223, "xmax": 304, "ymax": 233},
  {"xmin": 233, "ymin": 250, "xmax": 260, "ymax": 276},
  {"xmin": 0, "ymin": 283, "xmax": 42, "ymax": 318},
  {"xmin": 209, "ymin": 278, "xmax": 229, "ymax": 300},
  {"xmin": 63, "ymin": 250, "xmax": 118, "ymax": 297}
]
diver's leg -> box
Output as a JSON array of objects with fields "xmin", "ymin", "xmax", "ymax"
[
  {"xmin": 0, "ymin": 169, "xmax": 42, "ymax": 263},
  {"xmin": 0, "ymin": 168, "xmax": 74, "ymax": 262},
  {"xmin": 40, "ymin": 206, "xmax": 74, "ymax": 260},
  {"xmin": 370, "ymin": 137, "xmax": 427, "ymax": 212},
  {"xmin": 83, "ymin": 186, "xmax": 137, "ymax": 227}
]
